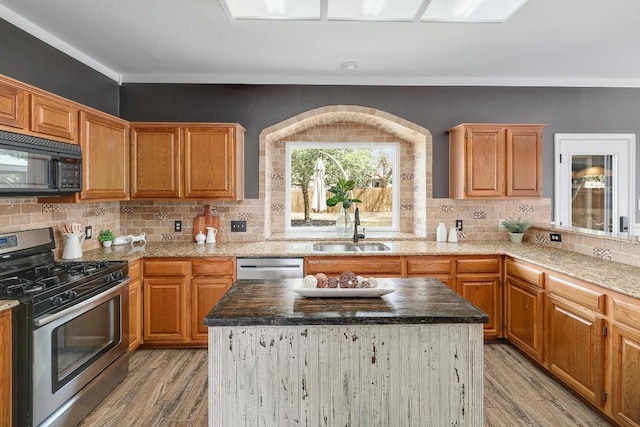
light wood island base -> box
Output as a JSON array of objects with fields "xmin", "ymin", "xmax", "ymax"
[
  {"xmin": 208, "ymin": 323, "xmax": 483, "ymax": 426},
  {"xmin": 205, "ymin": 278, "xmax": 488, "ymax": 427}
]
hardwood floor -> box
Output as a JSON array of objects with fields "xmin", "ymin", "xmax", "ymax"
[{"xmin": 80, "ymin": 343, "xmax": 612, "ymax": 426}]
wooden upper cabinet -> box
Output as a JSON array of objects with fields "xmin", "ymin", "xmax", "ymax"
[
  {"xmin": 130, "ymin": 126, "xmax": 182, "ymax": 198},
  {"xmin": 505, "ymin": 127, "xmax": 543, "ymax": 197},
  {"xmin": 0, "ymin": 80, "xmax": 27, "ymax": 129},
  {"xmin": 30, "ymin": 94, "xmax": 78, "ymax": 143},
  {"xmin": 183, "ymin": 125, "xmax": 244, "ymax": 200},
  {"xmin": 79, "ymin": 111, "xmax": 129, "ymax": 201},
  {"xmin": 449, "ymin": 123, "xmax": 544, "ymax": 199},
  {"xmin": 131, "ymin": 123, "xmax": 245, "ymax": 200}
]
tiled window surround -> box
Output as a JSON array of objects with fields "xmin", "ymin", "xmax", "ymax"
[{"xmin": 13, "ymin": 105, "xmax": 640, "ymax": 269}]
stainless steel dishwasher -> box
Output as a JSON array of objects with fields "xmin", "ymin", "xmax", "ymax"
[{"xmin": 236, "ymin": 257, "xmax": 305, "ymax": 280}]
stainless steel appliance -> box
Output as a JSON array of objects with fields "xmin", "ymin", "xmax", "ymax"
[
  {"xmin": 236, "ymin": 257, "xmax": 304, "ymax": 280},
  {"xmin": 0, "ymin": 228, "xmax": 129, "ymax": 426},
  {"xmin": 0, "ymin": 129, "xmax": 82, "ymax": 196}
]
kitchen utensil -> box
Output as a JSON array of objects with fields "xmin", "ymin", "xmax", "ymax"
[
  {"xmin": 193, "ymin": 205, "xmax": 220, "ymax": 242},
  {"xmin": 62, "ymin": 232, "xmax": 86, "ymax": 259}
]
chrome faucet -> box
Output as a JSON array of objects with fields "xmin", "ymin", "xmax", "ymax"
[{"xmin": 353, "ymin": 207, "xmax": 365, "ymax": 242}]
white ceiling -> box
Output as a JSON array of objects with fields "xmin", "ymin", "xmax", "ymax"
[{"xmin": 1, "ymin": 0, "xmax": 639, "ymax": 87}]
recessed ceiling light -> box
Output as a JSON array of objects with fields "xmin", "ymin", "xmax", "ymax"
[{"xmin": 341, "ymin": 62, "xmax": 358, "ymax": 71}]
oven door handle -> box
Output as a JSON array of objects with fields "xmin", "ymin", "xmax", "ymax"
[{"xmin": 34, "ymin": 279, "xmax": 129, "ymax": 327}]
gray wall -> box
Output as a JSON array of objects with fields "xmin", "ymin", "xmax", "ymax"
[
  {"xmin": 120, "ymin": 84, "xmax": 640, "ymax": 216},
  {"xmin": 0, "ymin": 19, "xmax": 119, "ymax": 116},
  {"xmin": 2, "ymin": 16, "xmax": 638, "ymax": 218}
]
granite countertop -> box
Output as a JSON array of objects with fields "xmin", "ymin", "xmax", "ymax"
[
  {"xmin": 0, "ymin": 300, "xmax": 19, "ymax": 313},
  {"xmin": 204, "ymin": 278, "xmax": 488, "ymax": 327},
  {"xmin": 80, "ymin": 240, "xmax": 640, "ymax": 300}
]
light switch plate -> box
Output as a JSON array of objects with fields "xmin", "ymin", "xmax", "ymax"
[
  {"xmin": 550, "ymin": 233, "xmax": 562, "ymax": 242},
  {"xmin": 231, "ymin": 220, "xmax": 247, "ymax": 232},
  {"xmin": 174, "ymin": 220, "xmax": 182, "ymax": 232},
  {"xmin": 85, "ymin": 226, "xmax": 92, "ymax": 239}
]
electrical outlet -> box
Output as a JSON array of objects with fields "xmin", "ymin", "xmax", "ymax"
[
  {"xmin": 455, "ymin": 219, "xmax": 463, "ymax": 231},
  {"xmin": 85, "ymin": 226, "xmax": 92, "ymax": 239},
  {"xmin": 498, "ymin": 219, "xmax": 506, "ymax": 231},
  {"xmin": 550, "ymin": 233, "xmax": 562, "ymax": 242},
  {"xmin": 231, "ymin": 220, "xmax": 247, "ymax": 232},
  {"xmin": 174, "ymin": 220, "xmax": 182, "ymax": 232}
]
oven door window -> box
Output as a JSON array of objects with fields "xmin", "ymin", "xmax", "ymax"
[
  {"xmin": 0, "ymin": 146, "xmax": 53, "ymax": 190},
  {"xmin": 51, "ymin": 296, "xmax": 121, "ymax": 392}
]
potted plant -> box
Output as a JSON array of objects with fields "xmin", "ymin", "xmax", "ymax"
[
  {"xmin": 502, "ymin": 217, "xmax": 533, "ymax": 243},
  {"xmin": 326, "ymin": 178, "xmax": 362, "ymax": 237},
  {"xmin": 98, "ymin": 229, "xmax": 114, "ymax": 248}
]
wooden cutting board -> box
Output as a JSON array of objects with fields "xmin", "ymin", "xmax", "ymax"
[{"xmin": 193, "ymin": 205, "xmax": 220, "ymax": 242}]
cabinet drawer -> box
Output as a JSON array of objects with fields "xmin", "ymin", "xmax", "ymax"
[
  {"xmin": 192, "ymin": 258, "xmax": 235, "ymax": 277},
  {"xmin": 456, "ymin": 257, "xmax": 500, "ymax": 274},
  {"xmin": 305, "ymin": 256, "xmax": 404, "ymax": 277},
  {"xmin": 144, "ymin": 260, "xmax": 188, "ymax": 276},
  {"xmin": 547, "ymin": 274, "xmax": 605, "ymax": 313},
  {"xmin": 613, "ymin": 298, "xmax": 640, "ymax": 327},
  {"xmin": 506, "ymin": 258, "xmax": 544, "ymax": 288},
  {"xmin": 128, "ymin": 259, "xmax": 142, "ymax": 281},
  {"xmin": 405, "ymin": 256, "xmax": 452, "ymax": 276}
]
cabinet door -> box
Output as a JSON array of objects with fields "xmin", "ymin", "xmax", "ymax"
[
  {"xmin": 80, "ymin": 111, "xmax": 129, "ymax": 201},
  {"xmin": 143, "ymin": 277, "xmax": 189, "ymax": 342},
  {"xmin": 611, "ymin": 324, "xmax": 640, "ymax": 426},
  {"xmin": 505, "ymin": 276, "xmax": 544, "ymax": 361},
  {"xmin": 0, "ymin": 310, "xmax": 11, "ymax": 426},
  {"xmin": 30, "ymin": 94, "xmax": 78, "ymax": 142},
  {"xmin": 505, "ymin": 127, "xmax": 542, "ymax": 197},
  {"xmin": 183, "ymin": 127, "xmax": 237, "ymax": 199},
  {"xmin": 546, "ymin": 294, "xmax": 605, "ymax": 407},
  {"xmin": 611, "ymin": 297, "xmax": 640, "ymax": 426},
  {"xmin": 465, "ymin": 126, "xmax": 504, "ymax": 197},
  {"xmin": 128, "ymin": 278, "xmax": 143, "ymax": 352},
  {"xmin": 130, "ymin": 127, "xmax": 181, "ymax": 198},
  {"xmin": 191, "ymin": 277, "xmax": 231, "ymax": 342},
  {"xmin": 0, "ymin": 80, "xmax": 26, "ymax": 129},
  {"xmin": 457, "ymin": 275, "xmax": 502, "ymax": 339}
]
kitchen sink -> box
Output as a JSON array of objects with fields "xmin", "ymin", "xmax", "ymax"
[{"xmin": 312, "ymin": 242, "xmax": 391, "ymax": 252}]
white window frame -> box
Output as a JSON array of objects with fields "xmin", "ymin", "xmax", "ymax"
[{"xmin": 285, "ymin": 141, "xmax": 400, "ymax": 233}]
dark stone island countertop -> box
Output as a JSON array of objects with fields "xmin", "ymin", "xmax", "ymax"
[{"xmin": 204, "ymin": 278, "xmax": 488, "ymax": 327}]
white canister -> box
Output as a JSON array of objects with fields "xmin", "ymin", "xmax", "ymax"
[
  {"xmin": 448, "ymin": 227, "xmax": 458, "ymax": 243},
  {"xmin": 436, "ymin": 223, "xmax": 447, "ymax": 242},
  {"xmin": 195, "ymin": 231, "xmax": 206, "ymax": 245}
]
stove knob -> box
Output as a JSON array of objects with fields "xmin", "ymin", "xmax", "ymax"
[
  {"xmin": 103, "ymin": 273, "xmax": 113, "ymax": 283},
  {"xmin": 65, "ymin": 290, "xmax": 78, "ymax": 300},
  {"xmin": 51, "ymin": 296, "xmax": 64, "ymax": 307},
  {"xmin": 113, "ymin": 270, "xmax": 123, "ymax": 280}
]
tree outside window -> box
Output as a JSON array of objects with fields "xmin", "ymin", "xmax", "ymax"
[{"xmin": 286, "ymin": 142, "xmax": 398, "ymax": 231}]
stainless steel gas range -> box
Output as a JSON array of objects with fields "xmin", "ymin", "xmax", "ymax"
[{"xmin": 0, "ymin": 227, "xmax": 129, "ymax": 427}]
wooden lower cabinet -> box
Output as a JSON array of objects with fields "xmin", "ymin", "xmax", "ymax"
[
  {"xmin": 611, "ymin": 297, "xmax": 640, "ymax": 426},
  {"xmin": 405, "ymin": 256, "xmax": 454, "ymax": 289},
  {"xmin": 0, "ymin": 309, "xmax": 11, "ymax": 427},
  {"xmin": 128, "ymin": 260, "xmax": 143, "ymax": 352},
  {"xmin": 305, "ymin": 256, "xmax": 404, "ymax": 277},
  {"xmin": 505, "ymin": 258, "xmax": 545, "ymax": 362},
  {"xmin": 455, "ymin": 256, "xmax": 502, "ymax": 339},
  {"xmin": 144, "ymin": 276, "xmax": 189, "ymax": 343},
  {"xmin": 143, "ymin": 258, "xmax": 234, "ymax": 347},
  {"xmin": 545, "ymin": 274, "xmax": 606, "ymax": 408},
  {"xmin": 191, "ymin": 258, "xmax": 234, "ymax": 342}
]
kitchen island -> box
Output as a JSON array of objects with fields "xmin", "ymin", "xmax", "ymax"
[{"xmin": 205, "ymin": 278, "xmax": 488, "ymax": 426}]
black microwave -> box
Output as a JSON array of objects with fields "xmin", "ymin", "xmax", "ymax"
[{"xmin": 0, "ymin": 129, "xmax": 82, "ymax": 196}]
